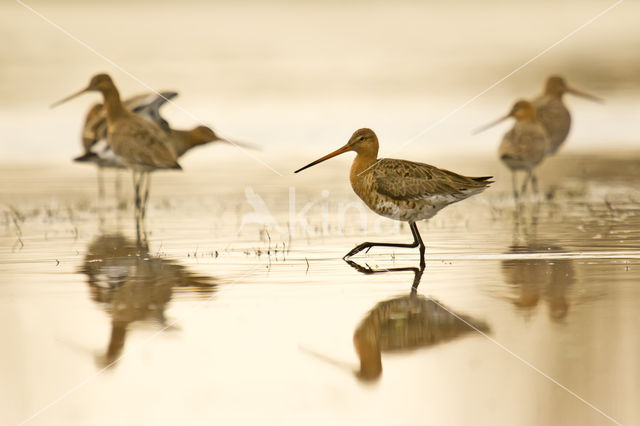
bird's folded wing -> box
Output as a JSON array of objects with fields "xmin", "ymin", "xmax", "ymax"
[
  {"xmin": 373, "ymin": 159, "xmax": 479, "ymax": 201},
  {"xmin": 111, "ymin": 121, "xmax": 180, "ymax": 169}
]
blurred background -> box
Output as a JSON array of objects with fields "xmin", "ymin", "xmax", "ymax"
[
  {"xmin": 2, "ymin": 2, "xmax": 640, "ymax": 425},
  {"xmin": 1, "ymin": 0, "xmax": 639, "ymax": 168}
]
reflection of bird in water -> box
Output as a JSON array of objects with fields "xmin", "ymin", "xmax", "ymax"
[
  {"xmin": 302, "ymin": 260, "xmax": 489, "ymax": 382},
  {"xmin": 353, "ymin": 292, "xmax": 489, "ymax": 381},
  {"xmin": 79, "ymin": 234, "xmax": 217, "ymax": 368},
  {"xmin": 500, "ymin": 243, "xmax": 575, "ymax": 322}
]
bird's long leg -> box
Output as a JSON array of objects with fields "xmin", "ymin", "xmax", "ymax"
[
  {"xmin": 137, "ymin": 211, "xmax": 148, "ymax": 243},
  {"xmin": 97, "ymin": 167, "xmax": 105, "ymax": 200},
  {"xmin": 132, "ymin": 171, "xmax": 140, "ymax": 212},
  {"xmin": 132, "ymin": 170, "xmax": 145, "ymax": 223},
  {"xmin": 115, "ymin": 171, "xmax": 124, "ymax": 210},
  {"xmin": 132, "ymin": 171, "xmax": 142, "ymax": 241},
  {"xmin": 511, "ymin": 171, "xmax": 519, "ymax": 202},
  {"xmin": 531, "ymin": 172, "xmax": 540, "ymax": 198},
  {"xmin": 520, "ymin": 170, "xmax": 533, "ymax": 197},
  {"xmin": 344, "ymin": 222, "xmax": 426, "ymax": 268},
  {"xmin": 140, "ymin": 173, "xmax": 152, "ymax": 220}
]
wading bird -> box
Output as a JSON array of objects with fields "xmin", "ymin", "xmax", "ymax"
[
  {"xmin": 52, "ymin": 73, "xmax": 181, "ymax": 224},
  {"xmin": 475, "ymin": 100, "xmax": 549, "ymax": 200},
  {"xmin": 532, "ymin": 75, "xmax": 602, "ymax": 155},
  {"xmin": 74, "ymin": 91, "xmax": 178, "ymax": 198},
  {"xmin": 294, "ymin": 128, "xmax": 492, "ymax": 264}
]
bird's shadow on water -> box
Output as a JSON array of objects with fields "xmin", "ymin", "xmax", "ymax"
[
  {"xmin": 301, "ymin": 256, "xmax": 490, "ymax": 383},
  {"xmin": 75, "ymin": 232, "xmax": 218, "ymax": 370}
]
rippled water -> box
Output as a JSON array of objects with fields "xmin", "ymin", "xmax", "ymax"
[{"xmin": 2, "ymin": 153, "xmax": 639, "ymax": 425}]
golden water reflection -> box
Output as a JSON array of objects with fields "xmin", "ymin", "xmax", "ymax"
[
  {"xmin": 347, "ymin": 261, "xmax": 489, "ymax": 382},
  {"xmin": 501, "ymin": 243, "xmax": 575, "ymax": 322},
  {"xmin": 79, "ymin": 234, "xmax": 217, "ymax": 368},
  {"xmin": 500, "ymin": 211, "xmax": 576, "ymax": 322}
]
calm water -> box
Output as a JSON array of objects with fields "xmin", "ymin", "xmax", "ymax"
[
  {"xmin": 1, "ymin": 154, "xmax": 639, "ymax": 425},
  {"xmin": 3, "ymin": 0, "xmax": 640, "ymax": 424}
]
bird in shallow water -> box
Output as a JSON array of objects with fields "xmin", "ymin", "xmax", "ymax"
[
  {"xmin": 53, "ymin": 73, "xmax": 181, "ymax": 225},
  {"xmin": 475, "ymin": 100, "xmax": 549, "ymax": 201},
  {"xmin": 74, "ymin": 91, "xmax": 178, "ymax": 199},
  {"xmin": 532, "ymin": 75, "xmax": 602, "ymax": 155},
  {"xmin": 75, "ymin": 90, "xmax": 178, "ymax": 168},
  {"xmin": 294, "ymin": 128, "xmax": 493, "ymax": 264}
]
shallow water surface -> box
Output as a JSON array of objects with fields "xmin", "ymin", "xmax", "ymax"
[{"xmin": 1, "ymin": 154, "xmax": 639, "ymax": 425}]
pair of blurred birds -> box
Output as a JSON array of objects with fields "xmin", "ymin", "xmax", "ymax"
[
  {"xmin": 74, "ymin": 89, "xmax": 244, "ymax": 170},
  {"xmin": 475, "ymin": 75, "xmax": 602, "ymax": 199},
  {"xmin": 54, "ymin": 73, "xmax": 252, "ymax": 219}
]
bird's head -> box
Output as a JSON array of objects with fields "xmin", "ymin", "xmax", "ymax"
[
  {"xmin": 544, "ymin": 75, "xmax": 602, "ymax": 102},
  {"xmin": 294, "ymin": 128, "xmax": 379, "ymax": 173},
  {"xmin": 51, "ymin": 73, "xmax": 116, "ymax": 108},
  {"xmin": 473, "ymin": 99, "xmax": 536, "ymax": 134}
]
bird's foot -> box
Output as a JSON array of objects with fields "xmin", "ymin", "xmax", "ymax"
[
  {"xmin": 344, "ymin": 259, "xmax": 376, "ymax": 274},
  {"xmin": 343, "ymin": 242, "xmax": 373, "ymax": 259}
]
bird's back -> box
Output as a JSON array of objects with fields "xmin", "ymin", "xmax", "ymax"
[
  {"xmin": 108, "ymin": 111, "xmax": 181, "ymax": 171},
  {"xmin": 352, "ymin": 158, "xmax": 492, "ymax": 221},
  {"xmin": 532, "ymin": 94, "xmax": 570, "ymax": 154}
]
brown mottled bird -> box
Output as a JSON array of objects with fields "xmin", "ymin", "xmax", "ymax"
[
  {"xmin": 476, "ymin": 100, "xmax": 549, "ymax": 200},
  {"xmin": 75, "ymin": 91, "xmax": 178, "ymax": 169},
  {"xmin": 53, "ymin": 73, "xmax": 181, "ymax": 219},
  {"xmin": 74, "ymin": 91, "xmax": 178, "ymax": 200},
  {"xmin": 532, "ymin": 75, "xmax": 602, "ymax": 155},
  {"xmin": 295, "ymin": 128, "xmax": 493, "ymax": 262}
]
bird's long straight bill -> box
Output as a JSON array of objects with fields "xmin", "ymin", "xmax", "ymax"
[
  {"xmin": 50, "ymin": 87, "xmax": 89, "ymax": 108},
  {"xmin": 219, "ymin": 137, "xmax": 260, "ymax": 151},
  {"xmin": 472, "ymin": 115, "xmax": 509, "ymax": 135},
  {"xmin": 567, "ymin": 87, "xmax": 604, "ymax": 103},
  {"xmin": 294, "ymin": 144, "xmax": 350, "ymax": 173}
]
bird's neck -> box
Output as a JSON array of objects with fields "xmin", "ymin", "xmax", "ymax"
[
  {"xmin": 350, "ymin": 151, "xmax": 378, "ymax": 182},
  {"xmin": 518, "ymin": 115, "xmax": 537, "ymax": 124},
  {"xmin": 168, "ymin": 129, "xmax": 193, "ymax": 157},
  {"xmin": 100, "ymin": 86, "xmax": 126, "ymax": 122},
  {"xmin": 545, "ymin": 90, "xmax": 564, "ymax": 101}
]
